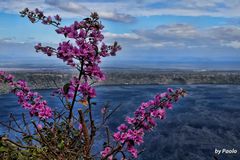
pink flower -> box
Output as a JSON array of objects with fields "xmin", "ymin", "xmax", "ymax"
[
  {"xmin": 34, "ymin": 43, "xmax": 42, "ymax": 51},
  {"xmin": 166, "ymin": 102, "xmax": 173, "ymax": 109},
  {"xmin": 113, "ymin": 132, "xmax": 121, "ymax": 141},
  {"xmin": 160, "ymin": 92, "xmax": 167, "ymax": 98},
  {"xmin": 37, "ymin": 124, "xmax": 43, "ymax": 130},
  {"xmin": 168, "ymin": 88, "xmax": 174, "ymax": 92},
  {"xmin": 100, "ymin": 147, "xmax": 112, "ymax": 159},
  {"xmin": 38, "ymin": 106, "xmax": 52, "ymax": 119},
  {"xmin": 101, "ymin": 107, "xmax": 107, "ymax": 114},
  {"xmin": 127, "ymin": 146, "xmax": 138, "ymax": 158},
  {"xmin": 6, "ymin": 74, "xmax": 14, "ymax": 81},
  {"xmin": 78, "ymin": 123, "xmax": 82, "ymax": 131},
  {"xmin": 54, "ymin": 14, "xmax": 61, "ymax": 21},
  {"xmin": 117, "ymin": 124, "xmax": 128, "ymax": 132},
  {"xmin": 79, "ymin": 82, "xmax": 96, "ymax": 99},
  {"xmin": 151, "ymin": 109, "xmax": 165, "ymax": 119},
  {"xmin": 147, "ymin": 117, "xmax": 156, "ymax": 127},
  {"xmin": 120, "ymin": 132, "xmax": 128, "ymax": 143},
  {"xmin": 0, "ymin": 71, "xmax": 5, "ymax": 76},
  {"xmin": 125, "ymin": 116, "xmax": 136, "ymax": 125},
  {"xmin": 159, "ymin": 109, "xmax": 165, "ymax": 119}
]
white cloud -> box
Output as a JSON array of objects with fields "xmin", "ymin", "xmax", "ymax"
[
  {"xmin": 45, "ymin": 0, "xmax": 89, "ymax": 13},
  {"xmin": 207, "ymin": 26, "xmax": 240, "ymax": 40},
  {"xmin": 134, "ymin": 41, "xmax": 186, "ymax": 48},
  {"xmin": 105, "ymin": 24, "xmax": 240, "ymax": 49},
  {"xmin": 155, "ymin": 24, "xmax": 198, "ymax": 38},
  {"xmin": 104, "ymin": 32, "xmax": 140, "ymax": 40},
  {"xmin": 0, "ymin": 37, "xmax": 15, "ymax": 43},
  {"xmin": 2, "ymin": 22, "xmax": 240, "ymax": 51},
  {"xmin": 98, "ymin": 12, "xmax": 135, "ymax": 23},
  {"xmin": 0, "ymin": 0, "xmax": 135, "ymax": 23},
  {"xmin": 1, "ymin": 0, "xmax": 240, "ymax": 55},
  {"xmin": 222, "ymin": 41, "xmax": 240, "ymax": 49},
  {"xmin": 0, "ymin": 0, "xmax": 240, "ymax": 22}
]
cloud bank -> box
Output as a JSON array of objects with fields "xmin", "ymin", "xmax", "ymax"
[{"xmin": 1, "ymin": 0, "xmax": 240, "ymax": 22}]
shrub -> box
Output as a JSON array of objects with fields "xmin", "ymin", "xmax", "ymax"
[{"xmin": 0, "ymin": 8, "xmax": 186, "ymax": 160}]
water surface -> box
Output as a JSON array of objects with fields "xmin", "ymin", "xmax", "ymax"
[{"xmin": 0, "ymin": 85, "xmax": 239, "ymax": 160}]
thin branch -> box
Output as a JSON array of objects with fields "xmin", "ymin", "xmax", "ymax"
[
  {"xmin": 68, "ymin": 59, "xmax": 84, "ymax": 122},
  {"xmin": 3, "ymin": 137, "xmax": 36, "ymax": 149},
  {"xmin": 0, "ymin": 121, "xmax": 25, "ymax": 134},
  {"xmin": 213, "ymin": 156, "xmax": 219, "ymax": 160},
  {"xmin": 87, "ymin": 97, "xmax": 96, "ymax": 146},
  {"xmin": 32, "ymin": 121, "xmax": 58, "ymax": 157},
  {"xmin": 10, "ymin": 113, "xmax": 23, "ymax": 132},
  {"xmin": 103, "ymin": 104, "xmax": 122, "ymax": 124},
  {"xmin": 78, "ymin": 109, "xmax": 90, "ymax": 159},
  {"xmin": 102, "ymin": 145, "xmax": 122, "ymax": 160},
  {"xmin": 22, "ymin": 113, "xmax": 31, "ymax": 136},
  {"xmin": 105, "ymin": 127, "xmax": 110, "ymax": 146}
]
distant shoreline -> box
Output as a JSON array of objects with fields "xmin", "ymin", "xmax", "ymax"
[
  {"xmin": 1, "ymin": 67, "xmax": 240, "ymax": 72},
  {"xmin": 1, "ymin": 68, "xmax": 240, "ymax": 93}
]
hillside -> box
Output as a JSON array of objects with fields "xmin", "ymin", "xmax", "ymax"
[{"xmin": 1, "ymin": 69, "xmax": 240, "ymax": 94}]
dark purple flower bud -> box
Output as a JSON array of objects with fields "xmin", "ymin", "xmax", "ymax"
[{"xmin": 54, "ymin": 14, "xmax": 61, "ymax": 21}]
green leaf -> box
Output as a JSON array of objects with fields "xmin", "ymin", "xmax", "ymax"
[
  {"xmin": 58, "ymin": 140, "xmax": 64, "ymax": 150},
  {"xmin": 63, "ymin": 83, "xmax": 70, "ymax": 94},
  {"xmin": 0, "ymin": 146, "xmax": 8, "ymax": 152},
  {"xmin": 23, "ymin": 135, "xmax": 33, "ymax": 142}
]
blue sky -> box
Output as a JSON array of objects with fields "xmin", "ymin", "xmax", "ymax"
[{"xmin": 0, "ymin": 0, "xmax": 240, "ymax": 70}]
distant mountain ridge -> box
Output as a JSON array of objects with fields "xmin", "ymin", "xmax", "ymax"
[{"xmin": 1, "ymin": 69, "xmax": 240, "ymax": 94}]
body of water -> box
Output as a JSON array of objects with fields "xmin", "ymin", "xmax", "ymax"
[{"xmin": 0, "ymin": 85, "xmax": 239, "ymax": 160}]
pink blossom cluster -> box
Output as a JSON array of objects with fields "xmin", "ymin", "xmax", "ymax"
[
  {"xmin": 79, "ymin": 82, "xmax": 96, "ymax": 99},
  {"xmin": 56, "ymin": 76, "xmax": 81, "ymax": 99},
  {"xmin": 22, "ymin": 8, "xmax": 121, "ymax": 101},
  {"xmin": 100, "ymin": 147, "xmax": 113, "ymax": 160},
  {"xmin": 20, "ymin": 8, "xmax": 61, "ymax": 26},
  {"xmin": 52, "ymin": 76, "xmax": 96, "ymax": 101},
  {"xmin": 0, "ymin": 71, "xmax": 52, "ymax": 119},
  {"xmin": 109, "ymin": 88, "xmax": 186, "ymax": 159},
  {"xmin": 32, "ymin": 10, "xmax": 121, "ymax": 70},
  {"xmin": 0, "ymin": 71, "xmax": 14, "ymax": 84}
]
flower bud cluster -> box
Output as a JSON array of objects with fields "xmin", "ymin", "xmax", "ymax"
[
  {"xmin": 0, "ymin": 71, "xmax": 52, "ymax": 119},
  {"xmin": 20, "ymin": 8, "xmax": 61, "ymax": 25}
]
